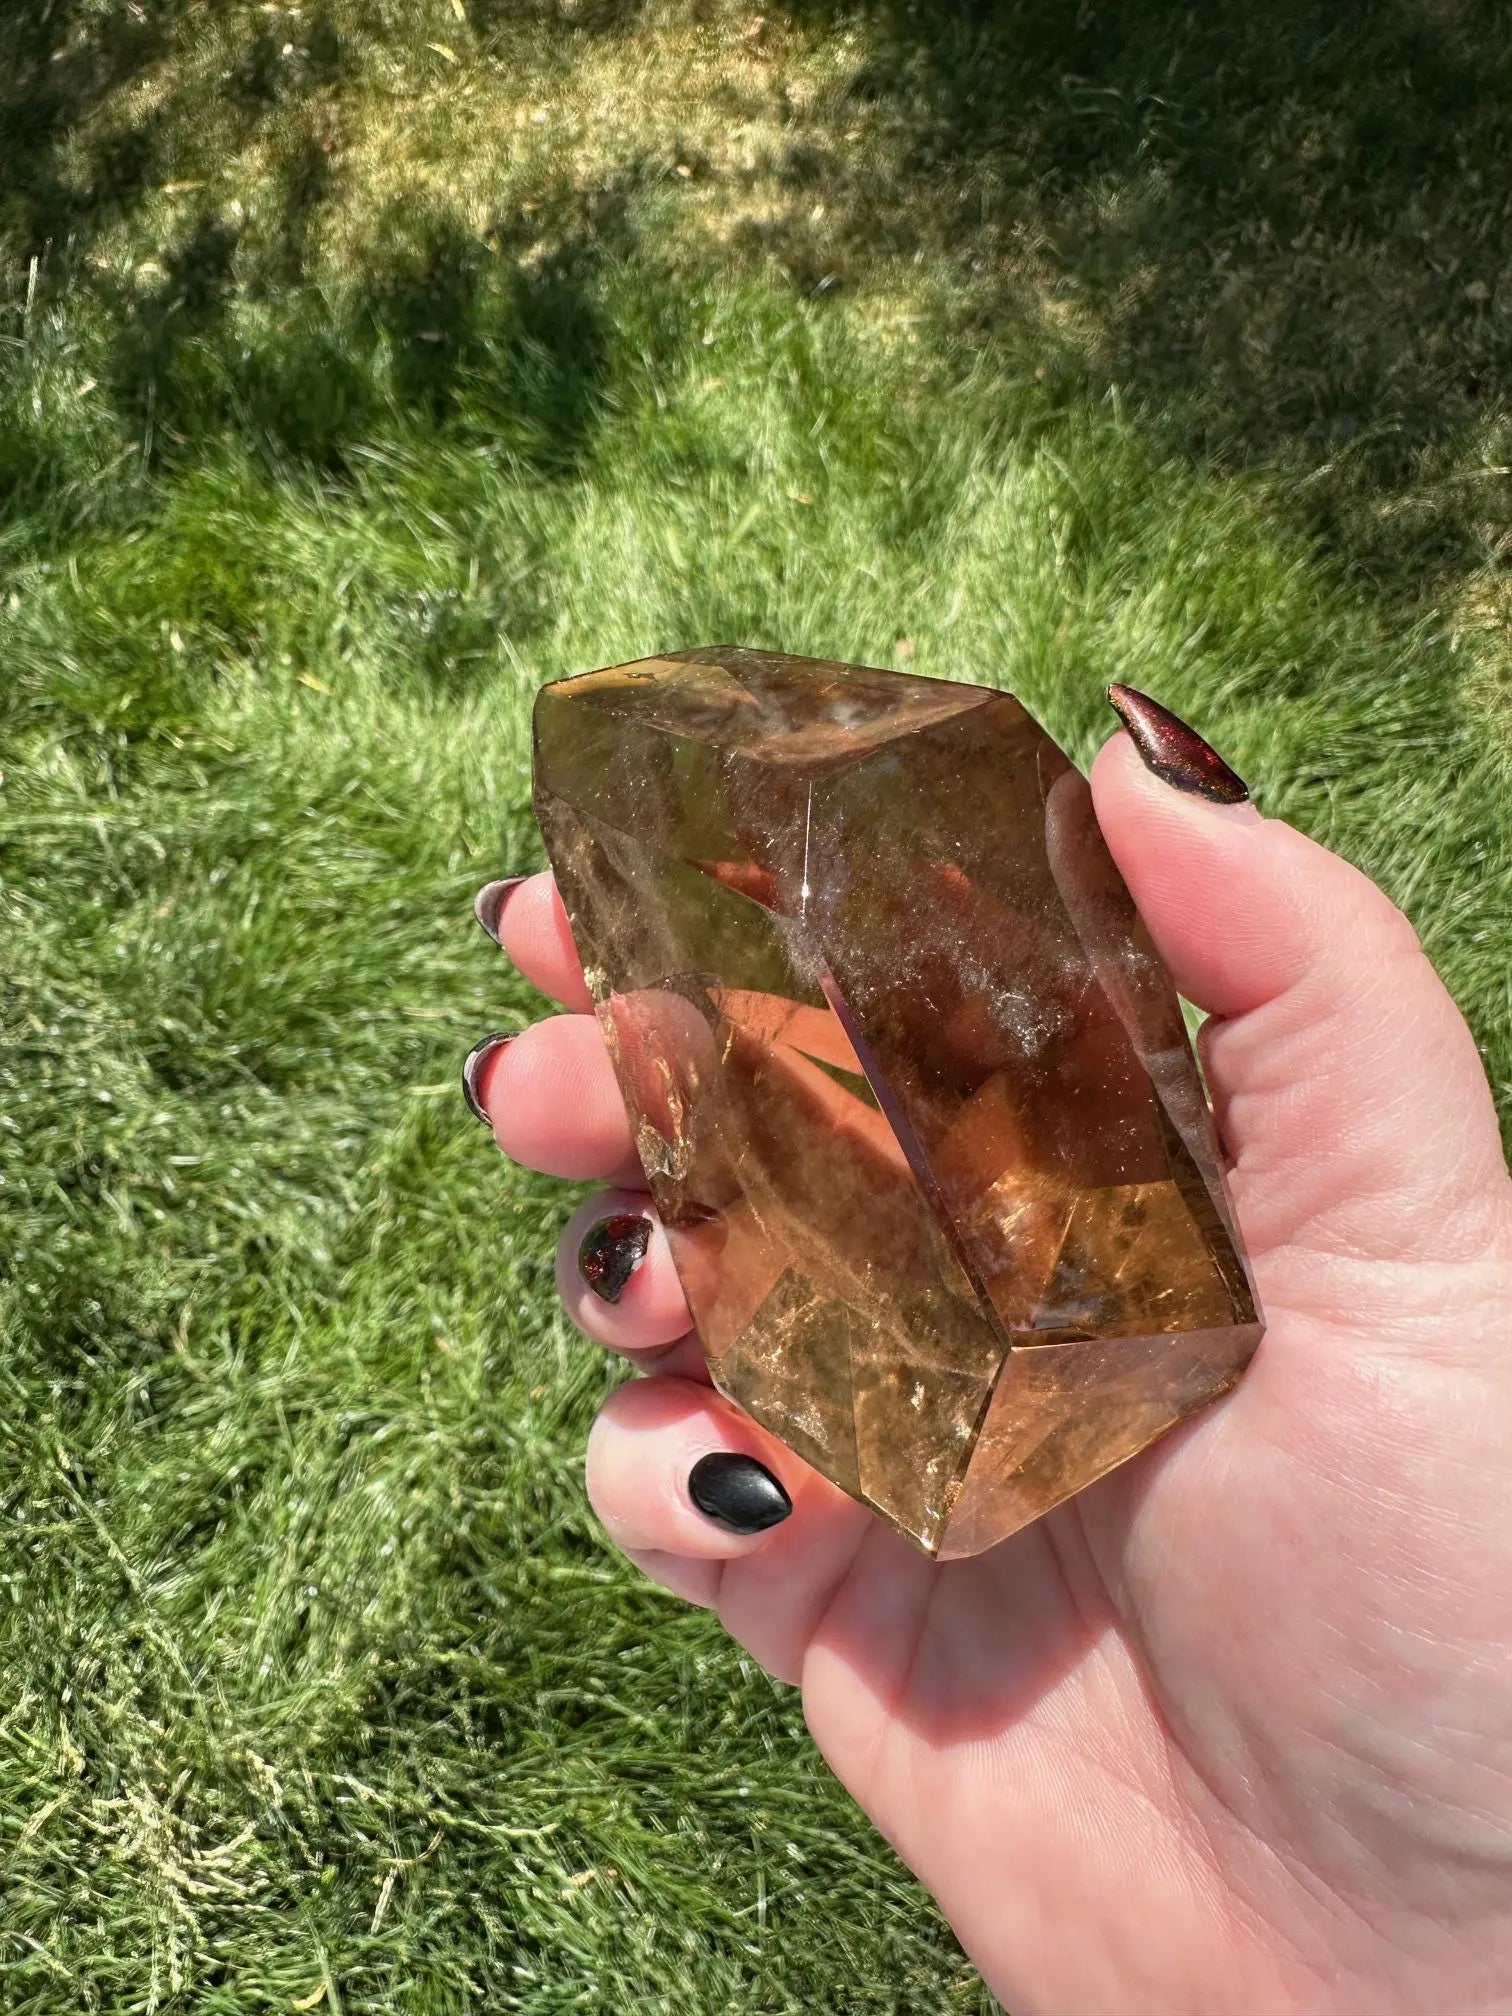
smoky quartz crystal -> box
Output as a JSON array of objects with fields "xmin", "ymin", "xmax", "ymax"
[{"xmin": 534, "ymin": 647, "xmax": 1261, "ymax": 1558}]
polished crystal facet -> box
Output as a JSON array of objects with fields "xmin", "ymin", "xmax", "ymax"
[{"xmin": 533, "ymin": 648, "xmax": 1262, "ymax": 1558}]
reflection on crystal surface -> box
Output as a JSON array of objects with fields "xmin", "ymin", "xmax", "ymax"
[
  {"xmin": 936, "ymin": 1324, "xmax": 1259, "ymax": 1559},
  {"xmin": 534, "ymin": 647, "xmax": 1262, "ymax": 1557}
]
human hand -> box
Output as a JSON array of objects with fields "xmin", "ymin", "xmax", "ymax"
[{"xmin": 465, "ymin": 693, "xmax": 1512, "ymax": 2016}]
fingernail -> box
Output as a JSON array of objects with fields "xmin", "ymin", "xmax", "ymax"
[
  {"xmin": 1106, "ymin": 684, "xmax": 1250, "ymax": 806},
  {"xmin": 688, "ymin": 1452, "xmax": 792, "ymax": 1534},
  {"xmin": 461, "ymin": 1032, "xmax": 513, "ymax": 1125},
  {"xmin": 578, "ymin": 1212, "xmax": 653, "ymax": 1304},
  {"xmin": 474, "ymin": 876, "xmax": 528, "ymax": 945}
]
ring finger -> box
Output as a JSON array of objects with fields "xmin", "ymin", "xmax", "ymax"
[{"xmin": 555, "ymin": 1187, "xmax": 697, "ymax": 1357}]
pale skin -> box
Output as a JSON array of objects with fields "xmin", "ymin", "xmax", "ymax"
[{"xmin": 473, "ymin": 732, "xmax": 1512, "ymax": 2016}]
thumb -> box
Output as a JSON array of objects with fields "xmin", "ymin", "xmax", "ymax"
[{"xmin": 1088, "ymin": 719, "xmax": 1510, "ymax": 1279}]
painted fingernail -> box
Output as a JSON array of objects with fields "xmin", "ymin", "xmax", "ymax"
[
  {"xmin": 474, "ymin": 876, "xmax": 528, "ymax": 945},
  {"xmin": 1106, "ymin": 684, "xmax": 1250, "ymax": 806},
  {"xmin": 688, "ymin": 1452, "xmax": 792, "ymax": 1534},
  {"xmin": 578, "ymin": 1212, "xmax": 653, "ymax": 1304},
  {"xmin": 461, "ymin": 1032, "xmax": 513, "ymax": 1125}
]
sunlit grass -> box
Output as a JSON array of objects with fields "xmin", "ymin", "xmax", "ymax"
[{"xmin": 1, "ymin": 0, "xmax": 1509, "ymax": 2007}]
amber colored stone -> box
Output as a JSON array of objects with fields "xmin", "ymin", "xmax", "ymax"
[{"xmin": 533, "ymin": 647, "xmax": 1262, "ymax": 1557}]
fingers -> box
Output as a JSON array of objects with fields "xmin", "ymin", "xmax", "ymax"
[
  {"xmin": 471, "ymin": 871, "xmax": 644, "ymax": 1180},
  {"xmin": 586, "ymin": 1377, "xmax": 796, "ymax": 1561},
  {"xmin": 620, "ymin": 1546, "xmax": 723, "ymax": 1610},
  {"xmin": 1088, "ymin": 731, "xmax": 1512, "ymax": 1270},
  {"xmin": 473, "ymin": 1016, "xmax": 641, "ymax": 1183},
  {"xmin": 585, "ymin": 1375, "xmax": 874, "ymax": 1684},
  {"xmin": 555, "ymin": 1188, "xmax": 694, "ymax": 1355},
  {"xmin": 489, "ymin": 870, "xmax": 595, "ymax": 1013},
  {"xmin": 472, "ymin": 877, "xmax": 702, "ymax": 1351},
  {"xmin": 477, "ymin": 869, "xmax": 880, "ymax": 1675}
]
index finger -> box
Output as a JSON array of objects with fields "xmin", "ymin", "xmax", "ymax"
[{"xmin": 482, "ymin": 870, "xmax": 595, "ymax": 1012}]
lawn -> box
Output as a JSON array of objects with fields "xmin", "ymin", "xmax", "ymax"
[{"xmin": 0, "ymin": 0, "xmax": 1508, "ymax": 2008}]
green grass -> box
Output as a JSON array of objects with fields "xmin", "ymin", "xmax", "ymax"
[{"xmin": 1, "ymin": 0, "xmax": 1509, "ymax": 2007}]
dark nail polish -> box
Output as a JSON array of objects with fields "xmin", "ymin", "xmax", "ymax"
[
  {"xmin": 1106, "ymin": 684, "xmax": 1250, "ymax": 806},
  {"xmin": 474, "ymin": 876, "xmax": 528, "ymax": 945},
  {"xmin": 461, "ymin": 1032, "xmax": 513, "ymax": 1124},
  {"xmin": 688, "ymin": 1452, "xmax": 792, "ymax": 1534},
  {"xmin": 578, "ymin": 1212, "xmax": 652, "ymax": 1304}
]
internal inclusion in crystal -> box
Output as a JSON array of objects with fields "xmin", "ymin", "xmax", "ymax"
[{"xmin": 534, "ymin": 648, "xmax": 1262, "ymax": 1559}]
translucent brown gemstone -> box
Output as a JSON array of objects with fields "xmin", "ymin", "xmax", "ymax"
[{"xmin": 533, "ymin": 647, "xmax": 1262, "ymax": 1557}]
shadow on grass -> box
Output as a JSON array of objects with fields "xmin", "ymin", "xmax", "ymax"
[
  {"xmin": 466, "ymin": 0, "xmax": 649, "ymax": 34},
  {"xmin": 0, "ymin": 0, "xmax": 639, "ymax": 271},
  {"xmin": 0, "ymin": 2, "xmax": 349, "ymax": 256},
  {"xmin": 363, "ymin": 202, "xmax": 613, "ymax": 469},
  {"xmin": 770, "ymin": 0, "xmax": 1511, "ymax": 596},
  {"xmin": 0, "ymin": 3, "xmax": 171, "ymax": 250},
  {"xmin": 98, "ymin": 196, "xmax": 615, "ymax": 471},
  {"xmin": 0, "ymin": 0, "xmax": 633, "ymax": 484},
  {"xmin": 2, "ymin": 0, "xmax": 1505, "ymax": 598},
  {"xmin": 11, "ymin": 191, "xmax": 618, "ymax": 520}
]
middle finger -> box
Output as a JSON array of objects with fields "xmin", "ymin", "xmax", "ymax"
[{"xmin": 472, "ymin": 1013, "xmax": 641, "ymax": 1184}]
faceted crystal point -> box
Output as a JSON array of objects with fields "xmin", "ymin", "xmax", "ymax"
[{"xmin": 533, "ymin": 647, "xmax": 1262, "ymax": 1558}]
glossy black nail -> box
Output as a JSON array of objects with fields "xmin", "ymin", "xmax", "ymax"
[
  {"xmin": 474, "ymin": 875, "xmax": 528, "ymax": 945},
  {"xmin": 461, "ymin": 1032, "xmax": 513, "ymax": 1125},
  {"xmin": 688, "ymin": 1452, "xmax": 792, "ymax": 1534},
  {"xmin": 1106, "ymin": 683, "xmax": 1250, "ymax": 806},
  {"xmin": 578, "ymin": 1212, "xmax": 652, "ymax": 1304}
]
